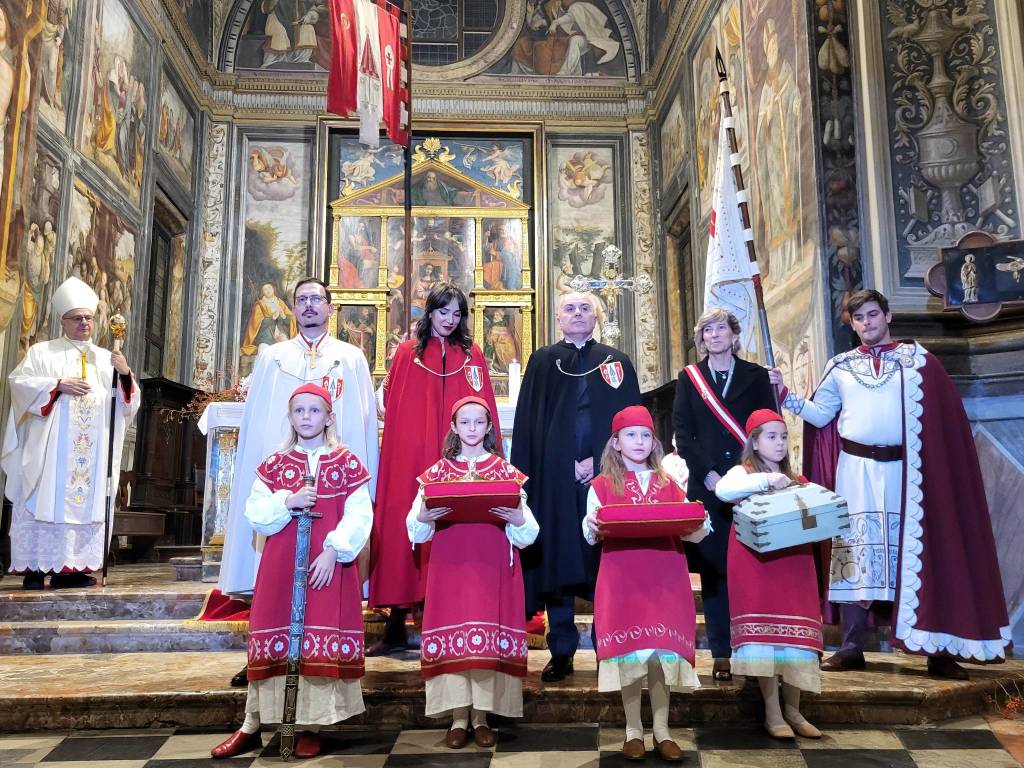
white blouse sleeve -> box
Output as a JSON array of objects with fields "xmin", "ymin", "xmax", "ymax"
[
  {"xmin": 681, "ymin": 512, "xmax": 713, "ymax": 544},
  {"xmin": 244, "ymin": 477, "xmax": 292, "ymax": 536},
  {"xmin": 323, "ymin": 483, "xmax": 373, "ymax": 563},
  {"xmin": 582, "ymin": 486, "xmax": 602, "ymax": 546},
  {"xmin": 505, "ymin": 490, "xmax": 539, "ymax": 549},
  {"xmin": 714, "ymin": 465, "xmax": 770, "ymax": 503},
  {"xmin": 782, "ymin": 365, "xmax": 842, "ymax": 427},
  {"xmin": 406, "ymin": 488, "xmax": 435, "ymax": 546}
]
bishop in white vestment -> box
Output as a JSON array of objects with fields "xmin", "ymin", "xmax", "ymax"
[
  {"xmin": 218, "ymin": 279, "xmax": 379, "ymax": 597},
  {"xmin": 2, "ymin": 277, "xmax": 141, "ymax": 588}
]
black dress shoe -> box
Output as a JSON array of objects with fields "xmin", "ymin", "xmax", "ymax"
[
  {"xmin": 22, "ymin": 571, "xmax": 45, "ymax": 590},
  {"xmin": 49, "ymin": 572, "xmax": 97, "ymax": 589},
  {"xmin": 541, "ymin": 655, "xmax": 574, "ymax": 682},
  {"xmin": 820, "ymin": 650, "xmax": 866, "ymax": 671},
  {"xmin": 229, "ymin": 666, "xmax": 248, "ymax": 687},
  {"xmin": 928, "ymin": 655, "xmax": 969, "ymax": 680}
]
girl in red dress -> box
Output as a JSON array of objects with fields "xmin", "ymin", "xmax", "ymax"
[
  {"xmin": 715, "ymin": 409, "xmax": 824, "ymax": 740},
  {"xmin": 583, "ymin": 406, "xmax": 709, "ymax": 763},
  {"xmin": 407, "ymin": 396, "xmax": 538, "ymax": 750},
  {"xmin": 211, "ymin": 384, "xmax": 372, "ymax": 760},
  {"xmin": 369, "ymin": 282, "xmax": 501, "ymax": 653}
]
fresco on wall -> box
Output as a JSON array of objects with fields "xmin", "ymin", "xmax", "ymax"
[
  {"xmin": 157, "ymin": 74, "xmax": 195, "ymax": 188},
  {"xmin": 163, "ymin": 233, "xmax": 186, "ymax": 379},
  {"xmin": 660, "ymin": 92, "xmax": 686, "ymax": 193},
  {"xmin": 547, "ymin": 143, "xmax": 617, "ymax": 338},
  {"xmin": 171, "ymin": 0, "xmax": 212, "ymax": 60},
  {"xmin": 881, "ymin": 0, "xmax": 1020, "ymax": 283},
  {"xmin": 17, "ymin": 145, "xmax": 64, "ymax": 356},
  {"xmin": 66, "ymin": 180, "xmax": 138, "ymax": 347},
  {"xmin": 487, "ymin": 0, "xmax": 626, "ymax": 79},
  {"xmin": 37, "ymin": 0, "xmax": 81, "ymax": 132},
  {"xmin": 233, "ymin": 0, "xmax": 331, "ymax": 72},
  {"xmin": 77, "ymin": 0, "xmax": 152, "ymax": 207},
  {"xmin": 239, "ymin": 138, "xmax": 311, "ymax": 377},
  {"xmin": 648, "ymin": 0, "xmax": 671, "ymax": 69}
]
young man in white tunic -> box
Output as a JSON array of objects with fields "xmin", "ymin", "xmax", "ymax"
[
  {"xmin": 3, "ymin": 276, "xmax": 140, "ymax": 589},
  {"xmin": 219, "ymin": 278, "xmax": 379, "ymax": 685},
  {"xmin": 769, "ymin": 289, "xmax": 1010, "ymax": 679}
]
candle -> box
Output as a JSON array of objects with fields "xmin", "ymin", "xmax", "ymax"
[
  {"xmin": 80, "ymin": 352, "xmax": 87, "ymax": 380},
  {"xmin": 508, "ymin": 359, "xmax": 521, "ymax": 405}
]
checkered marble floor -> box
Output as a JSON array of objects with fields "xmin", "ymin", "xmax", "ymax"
[{"xmin": 2, "ymin": 720, "xmax": 1022, "ymax": 768}]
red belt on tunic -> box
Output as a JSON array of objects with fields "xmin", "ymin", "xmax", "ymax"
[{"xmin": 841, "ymin": 438, "xmax": 903, "ymax": 462}]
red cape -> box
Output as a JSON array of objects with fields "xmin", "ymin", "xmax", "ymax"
[
  {"xmin": 368, "ymin": 338, "xmax": 501, "ymax": 608},
  {"xmin": 804, "ymin": 347, "xmax": 1010, "ymax": 662}
]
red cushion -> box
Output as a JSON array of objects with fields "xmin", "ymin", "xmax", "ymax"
[
  {"xmin": 423, "ymin": 480, "xmax": 522, "ymax": 525},
  {"xmin": 596, "ymin": 502, "xmax": 706, "ymax": 539}
]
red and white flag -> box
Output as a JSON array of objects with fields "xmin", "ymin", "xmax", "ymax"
[
  {"xmin": 326, "ymin": 0, "xmax": 358, "ymax": 116},
  {"xmin": 327, "ymin": 0, "xmax": 409, "ymax": 147},
  {"xmin": 704, "ymin": 110, "xmax": 759, "ymax": 354}
]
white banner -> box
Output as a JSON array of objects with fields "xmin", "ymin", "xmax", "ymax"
[
  {"xmin": 703, "ymin": 112, "xmax": 759, "ymax": 355},
  {"xmin": 354, "ymin": 0, "xmax": 382, "ymax": 147}
]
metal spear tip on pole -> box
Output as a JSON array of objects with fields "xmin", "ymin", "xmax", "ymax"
[{"xmin": 715, "ymin": 48, "xmax": 727, "ymax": 81}]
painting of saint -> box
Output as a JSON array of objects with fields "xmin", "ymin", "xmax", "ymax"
[
  {"xmin": 410, "ymin": 216, "xmax": 475, "ymax": 307},
  {"xmin": 491, "ymin": 0, "xmax": 625, "ymax": 78},
  {"xmin": 77, "ymin": 0, "xmax": 152, "ymax": 206},
  {"xmin": 482, "ymin": 219, "xmax": 523, "ymax": 290},
  {"xmin": 163, "ymin": 235, "xmax": 186, "ymax": 379},
  {"xmin": 157, "ymin": 74, "xmax": 195, "ymax": 186},
  {"xmin": 660, "ymin": 93, "xmax": 687, "ymax": 192},
  {"xmin": 66, "ymin": 181, "xmax": 137, "ymax": 346},
  {"xmin": 38, "ymin": 0, "xmax": 78, "ymax": 131},
  {"xmin": 239, "ymin": 137, "xmax": 311, "ymax": 376},
  {"xmin": 483, "ymin": 306, "xmax": 523, "ymax": 378},
  {"xmin": 412, "ymin": 170, "xmax": 464, "ymax": 206},
  {"xmin": 234, "ymin": 0, "xmax": 330, "ymax": 72},
  {"xmin": 18, "ymin": 147, "xmax": 63, "ymax": 355},
  {"xmin": 337, "ymin": 305, "xmax": 376, "ymax": 369},
  {"xmin": 337, "ymin": 217, "xmax": 380, "ymax": 289},
  {"xmin": 745, "ymin": 10, "xmax": 805, "ymax": 278},
  {"xmin": 240, "ymin": 282, "xmax": 295, "ymax": 358}
]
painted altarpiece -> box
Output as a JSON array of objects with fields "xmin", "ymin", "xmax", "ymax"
[{"xmin": 323, "ymin": 133, "xmax": 535, "ymax": 400}]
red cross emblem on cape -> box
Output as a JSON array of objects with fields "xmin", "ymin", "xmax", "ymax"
[
  {"xmin": 322, "ymin": 375, "xmax": 344, "ymax": 400},
  {"xmin": 599, "ymin": 361, "xmax": 624, "ymax": 389},
  {"xmin": 465, "ymin": 365, "xmax": 483, "ymax": 392}
]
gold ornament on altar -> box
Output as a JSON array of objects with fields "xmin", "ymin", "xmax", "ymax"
[{"xmin": 109, "ymin": 313, "xmax": 128, "ymax": 352}]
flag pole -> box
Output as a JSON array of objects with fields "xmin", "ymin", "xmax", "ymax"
[
  {"xmin": 714, "ymin": 49, "xmax": 776, "ymax": 372},
  {"xmin": 401, "ymin": 0, "xmax": 413, "ymax": 338}
]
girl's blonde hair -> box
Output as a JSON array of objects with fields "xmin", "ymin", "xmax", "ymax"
[
  {"xmin": 599, "ymin": 430, "xmax": 668, "ymax": 495},
  {"xmin": 740, "ymin": 422, "xmax": 799, "ymax": 481},
  {"xmin": 281, "ymin": 406, "xmax": 340, "ymax": 452}
]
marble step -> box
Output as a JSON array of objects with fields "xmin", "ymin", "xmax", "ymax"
[{"xmin": 0, "ymin": 649, "xmax": 1018, "ymax": 732}]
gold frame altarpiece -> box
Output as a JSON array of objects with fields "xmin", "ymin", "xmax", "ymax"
[{"xmin": 324, "ymin": 134, "xmax": 537, "ymax": 399}]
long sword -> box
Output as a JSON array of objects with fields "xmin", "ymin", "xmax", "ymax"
[{"xmin": 279, "ymin": 471, "xmax": 320, "ymax": 761}]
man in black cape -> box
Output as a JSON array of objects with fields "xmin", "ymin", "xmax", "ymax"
[{"xmin": 512, "ymin": 291, "xmax": 641, "ymax": 682}]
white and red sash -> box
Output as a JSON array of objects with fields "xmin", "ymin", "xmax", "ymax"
[{"xmin": 684, "ymin": 364, "xmax": 746, "ymax": 445}]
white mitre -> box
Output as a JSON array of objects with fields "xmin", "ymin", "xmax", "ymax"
[{"xmin": 51, "ymin": 276, "xmax": 99, "ymax": 319}]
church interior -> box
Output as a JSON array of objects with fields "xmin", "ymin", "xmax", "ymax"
[{"xmin": 2, "ymin": 0, "xmax": 1024, "ymax": 764}]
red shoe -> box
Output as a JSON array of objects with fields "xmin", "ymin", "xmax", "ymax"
[
  {"xmin": 294, "ymin": 731, "xmax": 322, "ymax": 758},
  {"xmin": 211, "ymin": 729, "xmax": 262, "ymax": 759}
]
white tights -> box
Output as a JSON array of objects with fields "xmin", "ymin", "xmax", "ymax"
[
  {"xmin": 620, "ymin": 660, "xmax": 671, "ymax": 743},
  {"xmin": 757, "ymin": 676, "xmax": 809, "ymax": 727},
  {"xmin": 451, "ymin": 706, "xmax": 488, "ymax": 730},
  {"xmin": 240, "ymin": 712, "xmax": 319, "ymax": 735}
]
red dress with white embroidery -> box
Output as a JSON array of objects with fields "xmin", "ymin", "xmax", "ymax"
[
  {"xmin": 247, "ymin": 447, "xmax": 370, "ymax": 684},
  {"xmin": 411, "ymin": 454, "xmax": 537, "ymax": 717}
]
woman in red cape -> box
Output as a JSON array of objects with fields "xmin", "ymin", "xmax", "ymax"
[{"xmin": 368, "ymin": 282, "xmax": 501, "ymax": 653}]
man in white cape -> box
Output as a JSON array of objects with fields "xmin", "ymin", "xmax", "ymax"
[{"xmin": 3, "ymin": 276, "xmax": 141, "ymax": 589}]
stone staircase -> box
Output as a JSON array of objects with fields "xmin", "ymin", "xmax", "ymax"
[{"xmin": 0, "ymin": 564, "xmax": 1013, "ymax": 732}]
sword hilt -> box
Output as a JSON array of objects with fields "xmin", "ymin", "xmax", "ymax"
[{"xmin": 290, "ymin": 473, "xmax": 322, "ymax": 519}]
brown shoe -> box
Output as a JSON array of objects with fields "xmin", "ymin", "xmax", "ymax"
[
  {"xmin": 211, "ymin": 729, "xmax": 262, "ymax": 759},
  {"xmin": 445, "ymin": 727, "xmax": 468, "ymax": 749},
  {"xmin": 820, "ymin": 650, "xmax": 866, "ymax": 671},
  {"xmin": 622, "ymin": 738, "xmax": 646, "ymax": 760},
  {"xmin": 473, "ymin": 725, "xmax": 496, "ymax": 748},
  {"xmin": 655, "ymin": 739, "xmax": 684, "ymax": 761}
]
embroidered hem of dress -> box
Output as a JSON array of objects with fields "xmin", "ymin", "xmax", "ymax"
[
  {"xmin": 597, "ymin": 650, "xmax": 700, "ymax": 693},
  {"xmin": 731, "ymin": 644, "xmax": 821, "ymax": 693},
  {"xmin": 892, "ymin": 348, "xmax": 1010, "ymax": 662}
]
